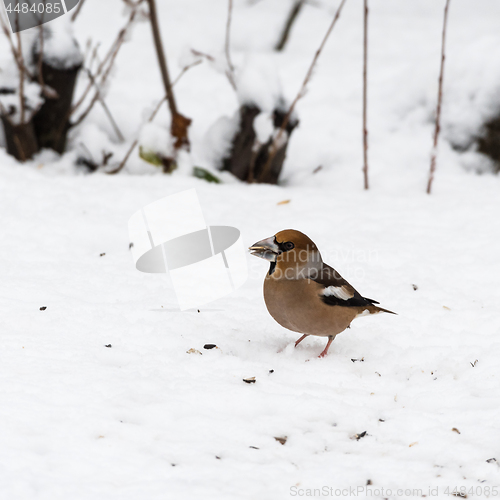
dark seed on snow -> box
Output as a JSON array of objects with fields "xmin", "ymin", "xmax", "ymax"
[
  {"xmin": 352, "ymin": 431, "xmax": 367, "ymax": 440},
  {"xmin": 100, "ymin": 253, "xmax": 105, "ymax": 257},
  {"xmin": 40, "ymin": 306, "xmax": 47, "ymax": 311},
  {"xmin": 269, "ymin": 369, "xmax": 274, "ymax": 373},
  {"xmin": 249, "ymin": 446, "xmax": 259, "ymax": 449},
  {"xmin": 105, "ymin": 344, "xmax": 112, "ymax": 348},
  {"xmin": 204, "ymin": 344, "xmax": 217, "ymax": 349},
  {"xmin": 243, "ymin": 377, "xmax": 256, "ymax": 384}
]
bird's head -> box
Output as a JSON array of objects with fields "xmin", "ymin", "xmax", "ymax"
[{"xmin": 249, "ymin": 229, "xmax": 323, "ymax": 279}]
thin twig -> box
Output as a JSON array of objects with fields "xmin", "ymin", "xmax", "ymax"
[
  {"xmin": 71, "ymin": 0, "xmax": 87, "ymax": 22},
  {"xmin": 274, "ymin": 0, "xmax": 305, "ymax": 52},
  {"xmin": 37, "ymin": 23, "xmax": 46, "ymax": 94},
  {"xmin": 225, "ymin": 0, "xmax": 237, "ymax": 91},
  {"xmin": 71, "ymin": 32, "xmax": 130, "ymax": 129},
  {"xmin": 171, "ymin": 59, "xmax": 202, "ymax": 86},
  {"xmin": 362, "ymin": 0, "xmax": 369, "ymax": 190},
  {"xmin": 16, "ymin": 31, "xmax": 25, "ymax": 124},
  {"xmin": 88, "ymin": 42, "xmax": 101, "ymax": 72},
  {"xmin": 191, "ymin": 49, "xmax": 215, "ymax": 62},
  {"xmin": 260, "ymin": 0, "xmax": 347, "ymax": 181},
  {"xmin": 427, "ymin": 0, "xmax": 451, "ymax": 195},
  {"xmin": 0, "ymin": 10, "xmax": 33, "ymax": 79},
  {"xmin": 147, "ymin": 0, "xmax": 177, "ymax": 116},
  {"xmin": 70, "ymin": 6, "xmax": 139, "ymax": 117},
  {"xmin": 82, "ymin": 69, "xmax": 125, "ymax": 141},
  {"xmin": 108, "ymin": 61, "xmax": 199, "ymax": 174}
]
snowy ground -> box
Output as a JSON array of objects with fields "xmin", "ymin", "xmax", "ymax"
[{"xmin": 1, "ymin": 1, "xmax": 500, "ymax": 499}]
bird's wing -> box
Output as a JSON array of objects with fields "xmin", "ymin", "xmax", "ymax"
[{"xmin": 310, "ymin": 264, "xmax": 380, "ymax": 308}]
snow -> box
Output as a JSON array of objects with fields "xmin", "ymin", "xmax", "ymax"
[
  {"xmin": 138, "ymin": 122, "xmax": 174, "ymax": 160},
  {"xmin": 1, "ymin": 0, "xmax": 500, "ymax": 499},
  {"xmin": 37, "ymin": 19, "xmax": 83, "ymax": 70}
]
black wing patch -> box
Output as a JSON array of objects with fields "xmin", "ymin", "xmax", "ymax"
[{"xmin": 311, "ymin": 264, "xmax": 379, "ymax": 308}]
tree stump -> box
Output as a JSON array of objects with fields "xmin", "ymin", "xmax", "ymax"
[
  {"xmin": 478, "ymin": 116, "xmax": 500, "ymax": 173},
  {"xmin": 1, "ymin": 116, "xmax": 38, "ymax": 162},
  {"xmin": 221, "ymin": 104, "xmax": 298, "ymax": 184},
  {"xmin": 32, "ymin": 61, "xmax": 82, "ymax": 153}
]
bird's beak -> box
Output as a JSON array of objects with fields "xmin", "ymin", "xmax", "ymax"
[{"xmin": 249, "ymin": 236, "xmax": 280, "ymax": 262}]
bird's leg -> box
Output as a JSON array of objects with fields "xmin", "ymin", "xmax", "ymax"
[
  {"xmin": 294, "ymin": 334, "xmax": 308, "ymax": 347},
  {"xmin": 318, "ymin": 336, "xmax": 334, "ymax": 358}
]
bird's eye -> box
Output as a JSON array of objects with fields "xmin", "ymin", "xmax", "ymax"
[{"xmin": 283, "ymin": 241, "xmax": 294, "ymax": 251}]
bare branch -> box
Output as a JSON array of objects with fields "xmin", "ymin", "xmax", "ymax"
[
  {"xmin": 191, "ymin": 49, "xmax": 215, "ymax": 62},
  {"xmin": 427, "ymin": 0, "xmax": 451, "ymax": 195},
  {"xmin": 71, "ymin": 0, "xmax": 87, "ymax": 22},
  {"xmin": 88, "ymin": 41, "xmax": 101, "ymax": 72},
  {"xmin": 108, "ymin": 60, "xmax": 199, "ymax": 174},
  {"xmin": 275, "ymin": 0, "xmax": 305, "ymax": 52},
  {"xmin": 260, "ymin": 0, "xmax": 347, "ymax": 182},
  {"xmin": 74, "ymin": 69, "xmax": 125, "ymax": 141},
  {"xmin": 71, "ymin": 6, "xmax": 139, "ymax": 117},
  {"xmin": 171, "ymin": 59, "xmax": 202, "ymax": 87},
  {"xmin": 16, "ymin": 31, "xmax": 25, "ymax": 124},
  {"xmin": 0, "ymin": 10, "xmax": 34, "ymax": 80},
  {"xmin": 146, "ymin": 0, "xmax": 177, "ymax": 116},
  {"xmin": 362, "ymin": 0, "xmax": 369, "ymax": 190},
  {"xmin": 146, "ymin": 0, "xmax": 191, "ymax": 151},
  {"xmin": 225, "ymin": 0, "xmax": 237, "ymax": 91}
]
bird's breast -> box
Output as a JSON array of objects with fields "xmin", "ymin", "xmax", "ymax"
[{"xmin": 263, "ymin": 276, "xmax": 357, "ymax": 337}]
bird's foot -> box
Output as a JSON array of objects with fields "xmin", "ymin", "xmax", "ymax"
[
  {"xmin": 318, "ymin": 336, "xmax": 334, "ymax": 358},
  {"xmin": 294, "ymin": 334, "xmax": 308, "ymax": 348}
]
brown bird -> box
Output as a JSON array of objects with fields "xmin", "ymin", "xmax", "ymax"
[{"xmin": 249, "ymin": 230, "xmax": 395, "ymax": 358}]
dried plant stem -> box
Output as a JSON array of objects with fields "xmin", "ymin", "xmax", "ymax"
[
  {"xmin": 362, "ymin": 0, "xmax": 369, "ymax": 190},
  {"xmin": 172, "ymin": 60, "xmax": 202, "ymax": 86},
  {"xmin": 191, "ymin": 49, "xmax": 215, "ymax": 62},
  {"xmin": 0, "ymin": 10, "xmax": 36, "ymax": 79},
  {"xmin": 261, "ymin": 0, "xmax": 347, "ymax": 181},
  {"xmin": 225, "ymin": 0, "xmax": 237, "ymax": 91},
  {"xmin": 147, "ymin": 0, "xmax": 177, "ymax": 116},
  {"xmin": 147, "ymin": 0, "xmax": 191, "ymax": 152},
  {"xmin": 275, "ymin": 0, "xmax": 305, "ymax": 52},
  {"xmin": 427, "ymin": 0, "xmax": 451, "ymax": 195},
  {"xmin": 71, "ymin": 33, "xmax": 129, "ymax": 129},
  {"xmin": 107, "ymin": 101, "xmax": 163, "ymax": 175},
  {"xmin": 83, "ymin": 69, "xmax": 125, "ymax": 141},
  {"xmin": 16, "ymin": 31, "xmax": 25, "ymax": 124},
  {"xmin": 71, "ymin": 6, "xmax": 139, "ymax": 118},
  {"xmin": 71, "ymin": 0, "xmax": 87, "ymax": 22},
  {"xmin": 37, "ymin": 24, "xmax": 46, "ymax": 93},
  {"xmin": 109, "ymin": 61, "xmax": 198, "ymax": 174}
]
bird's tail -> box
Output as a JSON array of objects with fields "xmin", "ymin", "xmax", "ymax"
[{"xmin": 368, "ymin": 305, "xmax": 397, "ymax": 315}]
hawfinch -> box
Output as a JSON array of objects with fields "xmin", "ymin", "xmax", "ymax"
[{"xmin": 249, "ymin": 230, "xmax": 395, "ymax": 358}]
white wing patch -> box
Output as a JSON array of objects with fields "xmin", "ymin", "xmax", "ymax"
[
  {"xmin": 323, "ymin": 285, "xmax": 354, "ymax": 301},
  {"xmin": 355, "ymin": 309, "xmax": 371, "ymax": 318}
]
